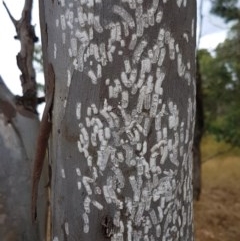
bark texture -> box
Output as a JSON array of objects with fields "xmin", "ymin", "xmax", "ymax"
[{"xmin": 40, "ymin": 0, "xmax": 196, "ymax": 240}]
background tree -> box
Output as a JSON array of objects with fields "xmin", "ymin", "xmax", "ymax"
[
  {"xmin": 192, "ymin": 0, "xmax": 205, "ymax": 201},
  {"xmin": 0, "ymin": 1, "xmax": 48, "ymax": 240},
  {"xmin": 192, "ymin": 54, "xmax": 204, "ymax": 201},
  {"xmin": 39, "ymin": 0, "xmax": 196, "ymax": 240},
  {"xmin": 211, "ymin": 0, "xmax": 240, "ymax": 22},
  {"xmin": 199, "ymin": 0, "xmax": 240, "ymax": 146}
]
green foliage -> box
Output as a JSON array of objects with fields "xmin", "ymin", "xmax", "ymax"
[
  {"xmin": 33, "ymin": 44, "xmax": 43, "ymax": 72},
  {"xmin": 33, "ymin": 44, "xmax": 44, "ymax": 96},
  {"xmin": 199, "ymin": 22, "xmax": 240, "ymax": 146},
  {"xmin": 199, "ymin": 0, "xmax": 240, "ymax": 146},
  {"xmin": 210, "ymin": 0, "xmax": 240, "ymax": 22}
]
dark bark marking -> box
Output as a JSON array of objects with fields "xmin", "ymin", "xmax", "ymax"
[{"xmin": 31, "ymin": 63, "xmax": 55, "ymax": 222}]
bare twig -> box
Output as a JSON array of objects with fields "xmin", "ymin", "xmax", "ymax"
[{"xmin": 2, "ymin": 1, "xmax": 17, "ymax": 25}]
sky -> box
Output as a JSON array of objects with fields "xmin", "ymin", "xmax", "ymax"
[{"xmin": 0, "ymin": 0, "xmax": 230, "ymax": 96}]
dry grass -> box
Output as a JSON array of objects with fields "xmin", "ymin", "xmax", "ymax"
[{"xmin": 194, "ymin": 135, "xmax": 240, "ymax": 241}]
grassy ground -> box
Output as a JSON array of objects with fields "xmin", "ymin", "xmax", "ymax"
[{"xmin": 194, "ymin": 135, "xmax": 240, "ymax": 241}]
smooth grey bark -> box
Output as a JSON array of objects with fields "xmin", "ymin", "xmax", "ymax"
[
  {"xmin": 0, "ymin": 77, "xmax": 48, "ymax": 241},
  {"xmin": 0, "ymin": 114, "xmax": 38, "ymax": 241},
  {"xmin": 40, "ymin": 0, "xmax": 196, "ymax": 240}
]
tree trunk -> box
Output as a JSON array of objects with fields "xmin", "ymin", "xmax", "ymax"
[
  {"xmin": 193, "ymin": 55, "xmax": 204, "ymax": 201},
  {"xmin": 40, "ymin": 0, "xmax": 196, "ymax": 240},
  {"xmin": 0, "ymin": 77, "xmax": 48, "ymax": 241}
]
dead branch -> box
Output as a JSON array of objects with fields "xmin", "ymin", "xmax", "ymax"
[
  {"xmin": 2, "ymin": 0, "xmax": 39, "ymax": 114},
  {"xmin": 2, "ymin": 1, "xmax": 17, "ymax": 25}
]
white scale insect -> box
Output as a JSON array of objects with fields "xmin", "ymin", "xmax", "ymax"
[
  {"xmin": 99, "ymin": 43, "xmax": 107, "ymax": 65},
  {"xmin": 90, "ymin": 104, "xmax": 98, "ymax": 115},
  {"xmin": 136, "ymin": 86, "xmax": 146, "ymax": 113},
  {"xmin": 84, "ymin": 196, "xmax": 91, "ymax": 213},
  {"xmin": 129, "ymin": 68, "xmax": 138, "ymax": 85},
  {"xmin": 97, "ymin": 64, "xmax": 102, "ymax": 78},
  {"xmin": 70, "ymin": 38, "xmax": 77, "ymax": 57},
  {"xmin": 83, "ymin": 221, "xmax": 89, "ymax": 233},
  {"xmin": 107, "ymin": 46, "xmax": 115, "ymax": 62},
  {"xmin": 192, "ymin": 19, "xmax": 195, "ymax": 38},
  {"xmin": 124, "ymin": 58, "xmax": 132, "ymax": 74},
  {"xmin": 152, "ymin": 45, "xmax": 160, "ymax": 63},
  {"xmin": 113, "ymin": 5, "xmax": 135, "ymax": 29},
  {"xmin": 143, "ymin": 117, "xmax": 151, "ymax": 136},
  {"xmin": 177, "ymin": 53, "xmax": 186, "ymax": 77},
  {"xmin": 108, "ymin": 22, "xmax": 117, "ymax": 44},
  {"xmin": 129, "ymin": 175, "xmax": 137, "ymax": 192},
  {"xmin": 75, "ymin": 168, "xmax": 81, "ymax": 178},
  {"xmin": 77, "ymin": 44, "xmax": 87, "ymax": 72},
  {"xmin": 92, "ymin": 200, "xmax": 103, "ymax": 210},
  {"xmin": 122, "ymin": 21, "xmax": 130, "ymax": 37},
  {"xmin": 77, "ymin": 7, "xmax": 85, "ymax": 27},
  {"xmin": 116, "ymin": 22, "xmax": 122, "ymax": 42},
  {"xmin": 152, "ymin": 0, "xmax": 160, "ymax": 12},
  {"xmin": 61, "ymin": 168, "xmax": 66, "ymax": 179},
  {"xmin": 60, "ymin": 15, "xmax": 66, "ymax": 31},
  {"xmin": 87, "ymin": 0, "xmax": 94, "ymax": 8},
  {"xmin": 92, "ymin": 44, "xmax": 101, "ymax": 62},
  {"xmin": 184, "ymin": 71, "xmax": 191, "ymax": 85},
  {"xmin": 127, "ymin": 220, "xmax": 133, "ymax": 241},
  {"xmin": 88, "ymin": 69, "xmax": 98, "ymax": 84},
  {"xmin": 76, "ymin": 181, "xmax": 82, "ymax": 190},
  {"xmin": 141, "ymin": 58, "xmax": 152, "ymax": 74},
  {"xmin": 158, "ymin": 47, "xmax": 166, "ymax": 66},
  {"xmin": 156, "ymin": 10, "xmax": 163, "ymax": 23},
  {"xmin": 113, "ymin": 167, "xmax": 125, "ymax": 188},
  {"xmin": 160, "ymin": 145, "xmax": 168, "ymax": 165},
  {"xmin": 150, "ymin": 94, "xmax": 159, "ymax": 117},
  {"xmin": 121, "ymin": 91, "xmax": 129, "ymax": 108},
  {"xmin": 64, "ymin": 222, "xmax": 69, "ymax": 235},
  {"xmin": 168, "ymin": 37, "xmax": 175, "ymax": 60},
  {"xmin": 82, "ymin": 176, "xmax": 93, "ymax": 195},
  {"xmin": 93, "ymin": 15, "xmax": 103, "ymax": 33},
  {"xmin": 104, "ymin": 127, "xmax": 111, "ymax": 140},
  {"xmin": 135, "ymin": 202, "xmax": 145, "ymax": 226},
  {"xmin": 76, "ymin": 102, "xmax": 81, "ymax": 120},
  {"xmin": 136, "ymin": 17, "xmax": 144, "ymax": 37},
  {"xmin": 143, "ymin": 216, "xmax": 152, "ymax": 234},
  {"xmin": 54, "ymin": 43, "xmax": 57, "ymax": 59},
  {"xmin": 148, "ymin": 8, "xmax": 155, "ymax": 26},
  {"xmin": 133, "ymin": 40, "xmax": 148, "ymax": 63},
  {"xmin": 121, "ymin": 72, "xmax": 132, "ymax": 88},
  {"xmin": 177, "ymin": 0, "xmax": 183, "ymax": 8},
  {"xmin": 129, "ymin": 34, "xmax": 137, "ymax": 50}
]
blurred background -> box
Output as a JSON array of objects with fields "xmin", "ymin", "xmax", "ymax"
[
  {"xmin": 0, "ymin": 1, "xmax": 240, "ymax": 240},
  {"xmin": 194, "ymin": 1, "xmax": 240, "ymax": 241}
]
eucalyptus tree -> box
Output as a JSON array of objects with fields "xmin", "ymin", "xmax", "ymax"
[{"xmin": 38, "ymin": 0, "xmax": 196, "ymax": 240}]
